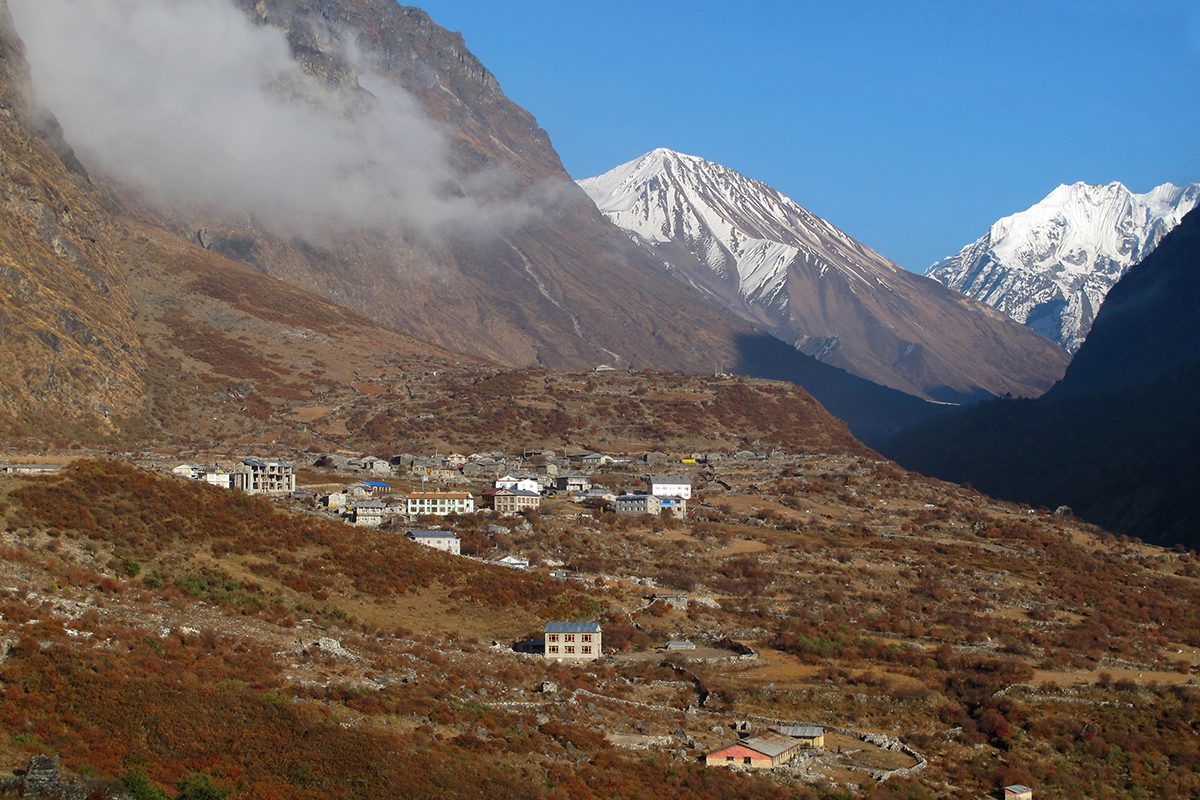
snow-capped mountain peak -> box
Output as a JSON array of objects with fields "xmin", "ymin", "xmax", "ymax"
[
  {"xmin": 928, "ymin": 181, "xmax": 1200, "ymax": 351},
  {"xmin": 578, "ymin": 149, "xmax": 1070, "ymax": 404},
  {"xmin": 579, "ymin": 148, "xmax": 898, "ymax": 308}
]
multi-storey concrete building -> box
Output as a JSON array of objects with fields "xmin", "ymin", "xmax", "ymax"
[
  {"xmin": 232, "ymin": 459, "xmax": 295, "ymax": 495},
  {"xmin": 492, "ymin": 489, "xmax": 542, "ymax": 515},
  {"xmin": 544, "ymin": 621, "xmax": 602, "ymax": 661}
]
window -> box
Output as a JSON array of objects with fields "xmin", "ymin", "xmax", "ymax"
[
  {"xmin": 581, "ymin": 646, "xmax": 591, "ymax": 654},
  {"xmin": 547, "ymin": 634, "xmax": 558, "ymax": 643},
  {"xmin": 548, "ymin": 645, "xmax": 559, "ymax": 654},
  {"xmin": 565, "ymin": 646, "xmax": 575, "ymax": 654},
  {"xmin": 564, "ymin": 634, "xmax": 575, "ymax": 642},
  {"xmin": 725, "ymin": 757, "xmax": 734, "ymax": 762},
  {"xmin": 581, "ymin": 634, "xmax": 592, "ymax": 642},
  {"xmin": 743, "ymin": 757, "xmax": 752, "ymax": 765}
]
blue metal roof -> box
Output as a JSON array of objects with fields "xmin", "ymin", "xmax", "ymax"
[
  {"xmin": 545, "ymin": 621, "xmax": 601, "ymax": 634},
  {"xmin": 363, "ymin": 481, "xmax": 391, "ymax": 488}
]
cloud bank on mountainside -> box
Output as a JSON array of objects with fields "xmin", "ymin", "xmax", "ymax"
[{"xmin": 8, "ymin": 0, "xmax": 553, "ymax": 237}]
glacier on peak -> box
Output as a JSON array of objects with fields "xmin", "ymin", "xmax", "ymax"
[{"xmin": 927, "ymin": 181, "xmax": 1200, "ymax": 352}]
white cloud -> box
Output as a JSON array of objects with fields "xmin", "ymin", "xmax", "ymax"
[{"xmin": 8, "ymin": 0, "xmax": 544, "ymax": 236}]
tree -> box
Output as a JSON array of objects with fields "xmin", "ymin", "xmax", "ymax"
[{"xmin": 175, "ymin": 774, "xmax": 230, "ymax": 800}]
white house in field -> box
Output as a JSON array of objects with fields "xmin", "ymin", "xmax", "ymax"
[{"xmin": 544, "ymin": 621, "xmax": 602, "ymax": 661}]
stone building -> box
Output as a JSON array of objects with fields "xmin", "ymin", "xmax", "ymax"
[
  {"xmin": 615, "ymin": 493, "xmax": 686, "ymax": 519},
  {"xmin": 614, "ymin": 492, "xmax": 659, "ymax": 516},
  {"xmin": 555, "ymin": 471, "xmax": 591, "ymax": 493}
]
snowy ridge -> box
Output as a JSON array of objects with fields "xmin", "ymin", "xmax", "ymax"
[
  {"xmin": 926, "ymin": 181, "xmax": 1200, "ymax": 352},
  {"xmin": 579, "ymin": 148, "xmax": 1070, "ymax": 404},
  {"xmin": 579, "ymin": 148, "xmax": 900, "ymax": 313}
]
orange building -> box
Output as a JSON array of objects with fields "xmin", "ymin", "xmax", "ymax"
[{"xmin": 705, "ymin": 732, "xmax": 805, "ymax": 769}]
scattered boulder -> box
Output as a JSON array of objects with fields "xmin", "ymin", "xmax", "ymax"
[{"xmin": 23, "ymin": 755, "xmax": 63, "ymax": 794}]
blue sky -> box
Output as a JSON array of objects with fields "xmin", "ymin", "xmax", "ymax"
[{"xmin": 415, "ymin": 1, "xmax": 1200, "ymax": 270}]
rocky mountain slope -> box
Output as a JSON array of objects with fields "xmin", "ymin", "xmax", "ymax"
[
  {"xmin": 579, "ymin": 148, "xmax": 1069, "ymax": 403},
  {"xmin": 0, "ymin": 0, "xmax": 942, "ymax": 445},
  {"xmin": 0, "ymin": 4, "xmax": 146, "ymax": 433},
  {"xmin": 927, "ymin": 181, "xmax": 1199, "ymax": 352},
  {"xmin": 887, "ymin": 208, "xmax": 1200, "ymax": 548}
]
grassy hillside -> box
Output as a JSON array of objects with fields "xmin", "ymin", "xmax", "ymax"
[{"xmin": 3, "ymin": 459, "xmax": 1200, "ymax": 798}]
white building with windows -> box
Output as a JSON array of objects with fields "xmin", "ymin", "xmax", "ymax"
[
  {"xmin": 544, "ymin": 621, "xmax": 602, "ymax": 661},
  {"xmin": 404, "ymin": 491, "xmax": 474, "ymax": 516},
  {"xmin": 649, "ymin": 475, "xmax": 691, "ymax": 499}
]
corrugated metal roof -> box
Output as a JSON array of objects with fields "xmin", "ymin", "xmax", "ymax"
[
  {"xmin": 650, "ymin": 475, "xmax": 689, "ymax": 484},
  {"xmin": 776, "ymin": 725, "xmax": 824, "ymax": 739},
  {"xmin": 545, "ymin": 621, "xmax": 601, "ymax": 634},
  {"xmin": 363, "ymin": 481, "xmax": 391, "ymax": 488},
  {"xmin": 740, "ymin": 732, "xmax": 801, "ymax": 758}
]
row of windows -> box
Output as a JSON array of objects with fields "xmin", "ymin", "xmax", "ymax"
[
  {"xmin": 546, "ymin": 646, "xmax": 593, "ymax": 655},
  {"xmin": 546, "ymin": 634, "xmax": 593, "ymax": 643}
]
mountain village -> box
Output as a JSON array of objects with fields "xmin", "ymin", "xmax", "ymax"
[
  {"xmin": 0, "ymin": 0, "xmax": 1196, "ymax": 797},
  {"xmin": 116, "ymin": 444, "xmax": 1056, "ymax": 793}
]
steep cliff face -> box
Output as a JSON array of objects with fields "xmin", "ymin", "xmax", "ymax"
[{"xmin": 0, "ymin": 4, "xmax": 147, "ymax": 434}]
